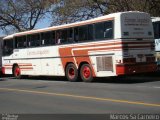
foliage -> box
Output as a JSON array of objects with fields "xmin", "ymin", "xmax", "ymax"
[
  {"xmin": 50, "ymin": 0, "xmax": 107, "ymax": 25},
  {"xmin": 106, "ymin": 0, "xmax": 160, "ymax": 17},
  {"xmin": 50, "ymin": 0, "xmax": 160, "ymax": 25},
  {"xmin": 1, "ymin": 0, "xmax": 160, "ymax": 34},
  {"xmin": 0, "ymin": 0, "xmax": 56, "ymax": 34}
]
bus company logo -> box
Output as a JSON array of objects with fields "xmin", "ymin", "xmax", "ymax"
[{"xmin": 27, "ymin": 50, "xmax": 49, "ymax": 56}]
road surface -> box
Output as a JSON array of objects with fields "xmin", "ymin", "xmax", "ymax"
[{"xmin": 0, "ymin": 74, "xmax": 160, "ymax": 114}]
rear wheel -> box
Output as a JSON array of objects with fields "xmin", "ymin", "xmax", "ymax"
[
  {"xmin": 13, "ymin": 65, "xmax": 21, "ymax": 79},
  {"xmin": 65, "ymin": 63, "xmax": 78, "ymax": 82},
  {"xmin": 80, "ymin": 64, "xmax": 93, "ymax": 82}
]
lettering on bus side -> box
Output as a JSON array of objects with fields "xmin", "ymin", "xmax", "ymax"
[{"xmin": 27, "ymin": 50, "xmax": 49, "ymax": 56}]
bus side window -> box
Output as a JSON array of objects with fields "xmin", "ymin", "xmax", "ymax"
[
  {"xmin": 52, "ymin": 32, "xmax": 56, "ymax": 44},
  {"xmin": 56, "ymin": 31, "xmax": 62, "ymax": 44},
  {"xmin": 79, "ymin": 25, "xmax": 88, "ymax": 42},
  {"xmin": 27, "ymin": 34, "xmax": 40, "ymax": 47},
  {"xmin": 56, "ymin": 30, "xmax": 68, "ymax": 44},
  {"xmin": 95, "ymin": 21, "xmax": 113, "ymax": 40},
  {"xmin": 74, "ymin": 27, "xmax": 79, "ymax": 42},
  {"xmin": 35, "ymin": 34, "xmax": 41, "ymax": 46},
  {"xmin": 15, "ymin": 36, "xmax": 27, "ymax": 48},
  {"xmin": 153, "ymin": 22, "xmax": 160, "ymax": 39},
  {"xmin": 104, "ymin": 21, "xmax": 113, "ymax": 39},
  {"xmin": 88, "ymin": 24, "xmax": 94, "ymax": 41},
  {"xmin": 95, "ymin": 22, "xmax": 104, "ymax": 40},
  {"xmin": 27, "ymin": 35, "xmax": 33, "ymax": 47},
  {"xmin": 67, "ymin": 28, "xmax": 74, "ymax": 43},
  {"xmin": 3, "ymin": 39, "xmax": 13, "ymax": 56},
  {"xmin": 61, "ymin": 29, "xmax": 68, "ymax": 44},
  {"xmin": 41, "ymin": 31, "xmax": 55, "ymax": 46}
]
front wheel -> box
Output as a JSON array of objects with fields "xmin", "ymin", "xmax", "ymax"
[
  {"xmin": 13, "ymin": 65, "xmax": 21, "ymax": 79},
  {"xmin": 80, "ymin": 64, "xmax": 93, "ymax": 82},
  {"xmin": 65, "ymin": 63, "xmax": 79, "ymax": 82}
]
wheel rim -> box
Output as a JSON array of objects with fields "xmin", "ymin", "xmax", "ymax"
[
  {"xmin": 15, "ymin": 67, "xmax": 20, "ymax": 77},
  {"xmin": 68, "ymin": 67, "xmax": 75, "ymax": 79},
  {"xmin": 83, "ymin": 66, "xmax": 91, "ymax": 79}
]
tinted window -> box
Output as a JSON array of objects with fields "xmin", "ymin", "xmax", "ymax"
[
  {"xmin": 74, "ymin": 27, "xmax": 79, "ymax": 42},
  {"xmin": 73, "ymin": 25, "xmax": 93, "ymax": 42},
  {"xmin": 41, "ymin": 31, "xmax": 55, "ymax": 46},
  {"xmin": 104, "ymin": 21, "xmax": 113, "ymax": 39},
  {"xmin": 55, "ymin": 30, "xmax": 67, "ymax": 44},
  {"xmin": 95, "ymin": 22, "xmax": 104, "ymax": 40},
  {"xmin": 3, "ymin": 39, "xmax": 13, "ymax": 56},
  {"xmin": 153, "ymin": 21, "xmax": 160, "ymax": 39},
  {"xmin": 95, "ymin": 21, "xmax": 113, "ymax": 40},
  {"xmin": 61, "ymin": 29, "xmax": 68, "ymax": 44},
  {"xmin": 79, "ymin": 25, "xmax": 88, "ymax": 41},
  {"xmin": 15, "ymin": 36, "xmax": 27, "ymax": 48},
  {"xmin": 88, "ymin": 24, "xmax": 94, "ymax": 40},
  {"xmin": 27, "ymin": 34, "xmax": 40, "ymax": 47},
  {"xmin": 67, "ymin": 28, "xmax": 75, "ymax": 43}
]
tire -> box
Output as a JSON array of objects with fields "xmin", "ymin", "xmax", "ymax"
[
  {"xmin": 65, "ymin": 63, "xmax": 79, "ymax": 82},
  {"xmin": 13, "ymin": 65, "xmax": 21, "ymax": 79},
  {"xmin": 80, "ymin": 64, "xmax": 93, "ymax": 82}
]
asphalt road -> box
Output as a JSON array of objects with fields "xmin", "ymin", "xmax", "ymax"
[{"xmin": 0, "ymin": 73, "xmax": 160, "ymax": 114}]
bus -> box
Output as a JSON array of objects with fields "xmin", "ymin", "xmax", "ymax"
[
  {"xmin": 1, "ymin": 11, "xmax": 157, "ymax": 82},
  {"xmin": 152, "ymin": 17, "xmax": 160, "ymax": 69}
]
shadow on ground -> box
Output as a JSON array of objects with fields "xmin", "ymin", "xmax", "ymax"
[
  {"xmin": 1, "ymin": 71, "xmax": 160, "ymax": 84},
  {"xmin": 94, "ymin": 71, "xmax": 160, "ymax": 84}
]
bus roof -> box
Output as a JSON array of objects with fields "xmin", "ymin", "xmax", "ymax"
[
  {"xmin": 13, "ymin": 12, "xmax": 118, "ymax": 36},
  {"xmin": 3, "ymin": 34, "xmax": 14, "ymax": 40},
  {"xmin": 3, "ymin": 11, "xmax": 149, "ymax": 40}
]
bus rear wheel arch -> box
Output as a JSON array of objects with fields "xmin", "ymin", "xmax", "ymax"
[
  {"xmin": 12, "ymin": 64, "xmax": 21, "ymax": 79},
  {"xmin": 80, "ymin": 63, "xmax": 93, "ymax": 82},
  {"xmin": 65, "ymin": 63, "xmax": 79, "ymax": 82}
]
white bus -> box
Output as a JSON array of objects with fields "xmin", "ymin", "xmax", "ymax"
[
  {"xmin": 152, "ymin": 17, "xmax": 160, "ymax": 69},
  {"xmin": 2, "ymin": 11, "xmax": 157, "ymax": 82}
]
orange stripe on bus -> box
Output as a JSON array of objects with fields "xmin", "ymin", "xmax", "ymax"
[
  {"xmin": 20, "ymin": 67, "xmax": 33, "ymax": 69},
  {"xmin": 19, "ymin": 65, "xmax": 33, "ymax": 67},
  {"xmin": 59, "ymin": 41, "xmax": 153, "ymax": 77}
]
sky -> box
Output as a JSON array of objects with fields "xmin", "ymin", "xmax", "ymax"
[
  {"xmin": 0, "ymin": 17, "xmax": 51, "ymax": 37},
  {"xmin": 0, "ymin": 30, "xmax": 5, "ymax": 37}
]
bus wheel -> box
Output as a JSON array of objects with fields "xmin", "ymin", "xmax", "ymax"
[
  {"xmin": 80, "ymin": 64, "xmax": 93, "ymax": 82},
  {"xmin": 13, "ymin": 65, "xmax": 21, "ymax": 79},
  {"xmin": 66, "ymin": 63, "xmax": 78, "ymax": 82}
]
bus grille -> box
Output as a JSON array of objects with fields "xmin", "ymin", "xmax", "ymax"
[{"xmin": 96, "ymin": 56, "xmax": 113, "ymax": 72}]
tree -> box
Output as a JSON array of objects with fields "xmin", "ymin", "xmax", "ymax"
[
  {"xmin": 50, "ymin": 0, "xmax": 107, "ymax": 25},
  {"xmin": 0, "ymin": 0, "xmax": 57, "ymax": 34},
  {"xmin": 106, "ymin": 0, "xmax": 160, "ymax": 17},
  {"xmin": 1, "ymin": 0, "xmax": 160, "ymax": 34},
  {"xmin": 50, "ymin": 0, "xmax": 160, "ymax": 25}
]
